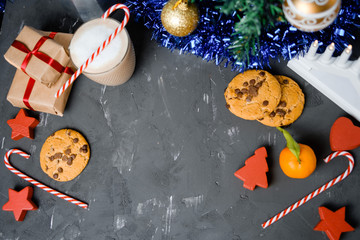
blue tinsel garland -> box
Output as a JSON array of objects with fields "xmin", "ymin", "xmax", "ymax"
[{"xmin": 124, "ymin": 0, "xmax": 360, "ymax": 72}]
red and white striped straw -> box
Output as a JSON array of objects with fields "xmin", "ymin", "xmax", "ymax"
[
  {"xmin": 4, "ymin": 149, "xmax": 88, "ymax": 209},
  {"xmin": 262, "ymin": 151, "xmax": 354, "ymax": 229},
  {"xmin": 55, "ymin": 4, "xmax": 130, "ymax": 98}
]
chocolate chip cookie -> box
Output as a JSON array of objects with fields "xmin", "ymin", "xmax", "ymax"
[
  {"xmin": 224, "ymin": 70, "xmax": 281, "ymax": 120},
  {"xmin": 258, "ymin": 75, "xmax": 305, "ymax": 127},
  {"xmin": 40, "ymin": 129, "xmax": 90, "ymax": 182}
]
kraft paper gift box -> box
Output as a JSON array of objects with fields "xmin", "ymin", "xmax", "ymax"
[
  {"xmin": 4, "ymin": 26, "xmax": 71, "ymax": 87},
  {"xmin": 6, "ymin": 31, "xmax": 74, "ymax": 116}
]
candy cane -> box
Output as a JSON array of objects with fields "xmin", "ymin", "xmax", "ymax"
[
  {"xmin": 262, "ymin": 151, "xmax": 354, "ymax": 229},
  {"xmin": 4, "ymin": 149, "xmax": 88, "ymax": 209},
  {"xmin": 55, "ymin": 4, "xmax": 130, "ymax": 98}
]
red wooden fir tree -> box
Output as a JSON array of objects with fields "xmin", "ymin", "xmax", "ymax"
[{"xmin": 234, "ymin": 147, "xmax": 269, "ymax": 190}]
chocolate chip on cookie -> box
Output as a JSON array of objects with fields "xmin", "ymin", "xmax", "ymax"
[
  {"xmin": 80, "ymin": 145, "xmax": 88, "ymax": 153},
  {"xmin": 246, "ymin": 96, "xmax": 252, "ymax": 102},
  {"xmin": 255, "ymin": 81, "xmax": 263, "ymax": 88},
  {"xmin": 279, "ymin": 101, "xmax": 287, "ymax": 107},
  {"xmin": 241, "ymin": 88, "xmax": 248, "ymax": 94},
  {"xmin": 276, "ymin": 109, "xmax": 286, "ymax": 117},
  {"xmin": 248, "ymin": 86, "xmax": 258, "ymax": 97}
]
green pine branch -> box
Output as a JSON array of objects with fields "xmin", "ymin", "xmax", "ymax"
[{"xmin": 217, "ymin": 0, "xmax": 286, "ymax": 65}]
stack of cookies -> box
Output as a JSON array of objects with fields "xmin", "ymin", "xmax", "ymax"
[{"xmin": 224, "ymin": 70, "xmax": 305, "ymax": 127}]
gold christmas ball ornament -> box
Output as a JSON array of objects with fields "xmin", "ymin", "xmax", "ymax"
[
  {"xmin": 161, "ymin": 0, "xmax": 199, "ymax": 37},
  {"xmin": 283, "ymin": 0, "xmax": 341, "ymax": 32}
]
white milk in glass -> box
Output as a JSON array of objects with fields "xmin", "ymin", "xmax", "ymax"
[{"xmin": 69, "ymin": 18, "xmax": 135, "ymax": 85}]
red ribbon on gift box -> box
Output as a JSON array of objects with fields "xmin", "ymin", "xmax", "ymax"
[
  {"xmin": 11, "ymin": 32, "xmax": 66, "ymax": 74},
  {"xmin": 22, "ymin": 67, "xmax": 74, "ymax": 111},
  {"xmin": 22, "ymin": 78, "xmax": 36, "ymax": 110},
  {"xmin": 16, "ymin": 32, "xmax": 74, "ymax": 110}
]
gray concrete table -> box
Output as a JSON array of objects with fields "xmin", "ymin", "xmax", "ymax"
[{"xmin": 0, "ymin": 1, "xmax": 359, "ymax": 239}]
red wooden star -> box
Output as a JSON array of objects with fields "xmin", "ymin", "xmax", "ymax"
[
  {"xmin": 7, "ymin": 109, "xmax": 39, "ymax": 140},
  {"xmin": 2, "ymin": 186, "xmax": 38, "ymax": 221},
  {"xmin": 314, "ymin": 206, "xmax": 354, "ymax": 240},
  {"xmin": 234, "ymin": 147, "xmax": 268, "ymax": 190}
]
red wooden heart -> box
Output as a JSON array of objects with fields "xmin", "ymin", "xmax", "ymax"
[{"xmin": 330, "ymin": 117, "xmax": 360, "ymax": 151}]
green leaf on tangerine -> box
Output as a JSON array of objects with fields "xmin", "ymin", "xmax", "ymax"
[{"xmin": 277, "ymin": 127, "xmax": 301, "ymax": 163}]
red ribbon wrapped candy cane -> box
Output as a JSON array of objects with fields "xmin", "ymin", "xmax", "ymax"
[
  {"xmin": 262, "ymin": 151, "xmax": 354, "ymax": 229},
  {"xmin": 55, "ymin": 4, "xmax": 130, "ymax": 98},
  {"xmin": 4, "ymin": 149, "xmax": 88, "ymax": 209}
]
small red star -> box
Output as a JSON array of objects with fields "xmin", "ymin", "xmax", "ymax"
[
  {"xmin": 7, "ymin": 109, "xmax": 39, "ymax": 140},
  {"xmin": 2, "ymin": 186, "xmax": 38, "ymax": 221},
  {"xmin": 314, "ymin": 206, "xmax": 354, "ymax": 240}
]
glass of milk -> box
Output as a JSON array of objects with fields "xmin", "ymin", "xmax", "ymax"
[{"xmin": 69, "ymin": 18, "xmax": 135, "ymax": 86}]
